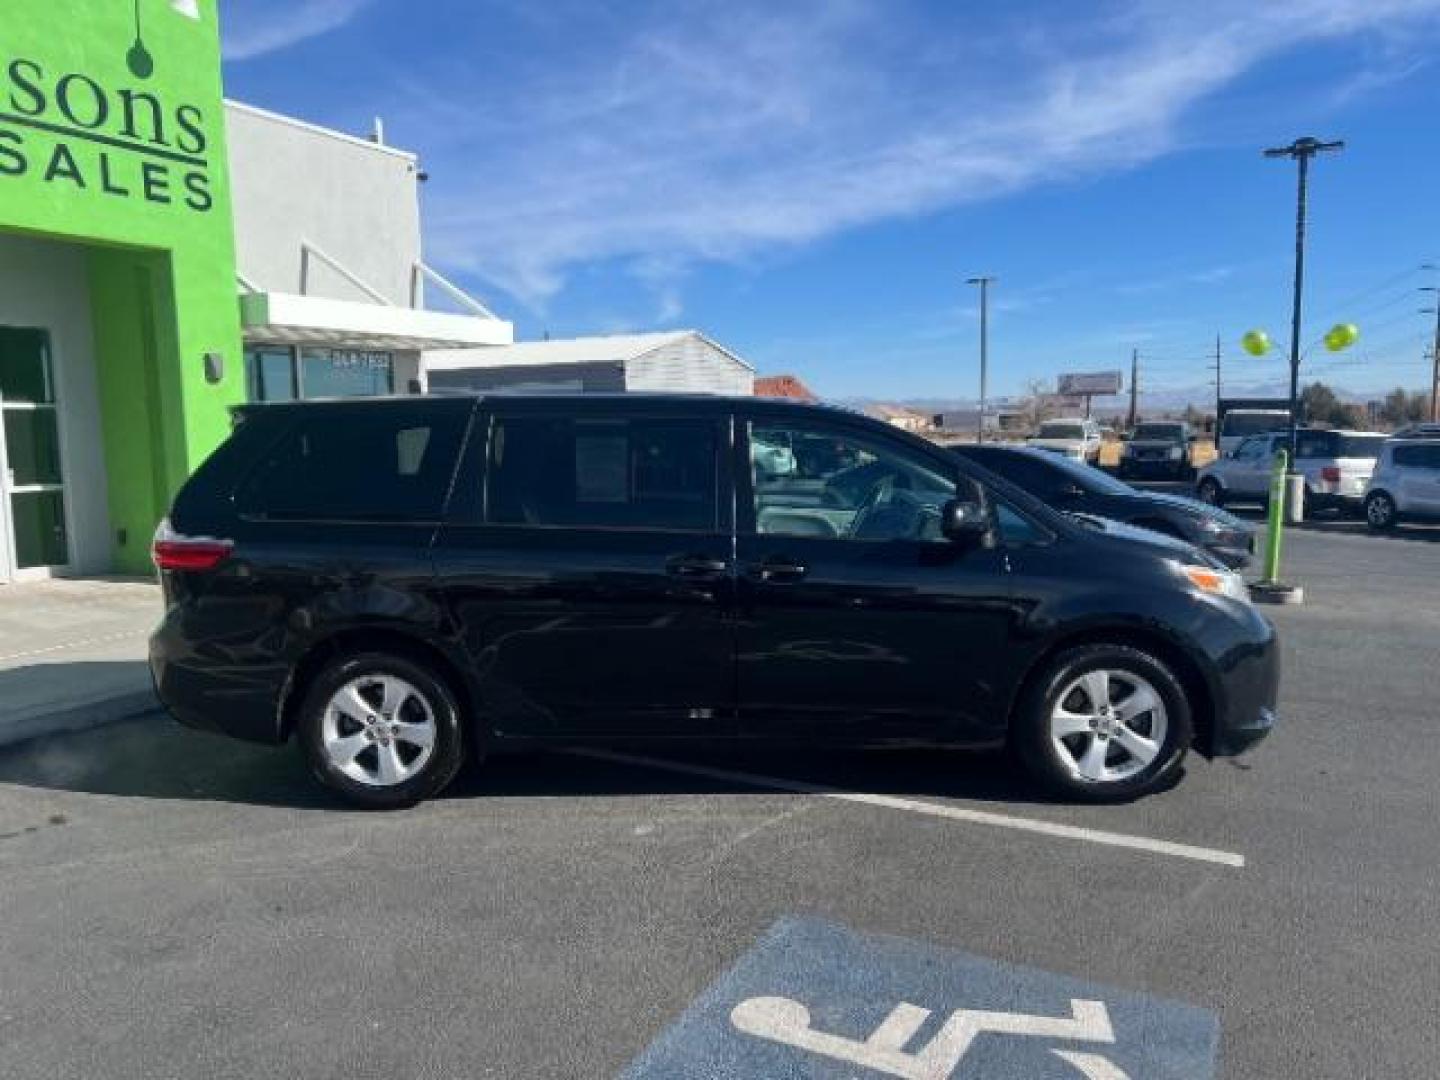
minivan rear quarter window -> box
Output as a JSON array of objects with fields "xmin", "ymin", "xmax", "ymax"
[
  {"xmin": 236, "ymin": 404, "xmax": 469, "ymax": 521},
  {"xmin": 487, "ymin": 414, "xmax": 718, "ymax": 531}
]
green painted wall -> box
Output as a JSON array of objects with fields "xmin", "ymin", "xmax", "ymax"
[{"xmin": 0, "ymin": 0, "xmax": 240, "ymax": 572}]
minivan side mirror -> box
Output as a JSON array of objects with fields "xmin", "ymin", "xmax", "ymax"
[{"xmin": 941, "ymin": 499, "xmax": 992, "ymax": 543}]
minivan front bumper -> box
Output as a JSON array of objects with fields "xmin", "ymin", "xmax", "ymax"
[
  {"xmin": 1204, "ymin": 611, "xmax": 1280, "ymax": 757},
  {"xmin": 1212, "ymin": 705, "xmax": 1276, "ymax": 755}
]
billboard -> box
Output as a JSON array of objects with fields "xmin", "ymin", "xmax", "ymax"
[{"xmin": 1058, "ymin": 371, "xmax": 1123, "ymax": 396}]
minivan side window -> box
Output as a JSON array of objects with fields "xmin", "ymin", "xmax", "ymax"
[
  {"xmin": 487, "ymin": 414, "xmax": 718, "ymax": 531},
  {"xmin": 236, "ymin": 407, "xmax": 467, "ymax": 521},
  {"xmin": 748, "ymin": 421, "xmax": 964, "ymax": 541}
]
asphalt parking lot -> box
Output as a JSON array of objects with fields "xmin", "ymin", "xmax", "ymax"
[{"xmin": 1, "ymin": 517, "xmax": 1438, "ymax": 1079}]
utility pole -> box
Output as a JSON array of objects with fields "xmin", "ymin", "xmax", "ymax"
[
  {"xmin": 1422, "ymin": 286, "xmax": 1440, "ymax": 422},
  {"xmin": 1127, "ymin": 348, "xmax": 1139, "ymax": 429},
  {"xmin": 1211, "ymin": 335, "xmax": 1222, "ymax": 434},
  {"xmin": 1264, "ymin": 136, "xmax": 1344, "ymax": 465},
  {"xmin": 966, "ymin": 276, "xmax": 995, "ymax": 442}
]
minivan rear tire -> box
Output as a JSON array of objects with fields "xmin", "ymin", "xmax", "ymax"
[
  {"xmin": 298, "ymin": 652, "xmax": 466, "ymax": 809},
  {"xmin": 1014, "ymin": 644, "xmax": 1191, "ymax": 801}
]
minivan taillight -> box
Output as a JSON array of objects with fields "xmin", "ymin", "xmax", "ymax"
[
  {"xmin": 152, "ymin": 518, "xmax": 233, "ymax": 572},
  {"xmin": 1320, "ymin": 466, "xmax": 1341, "ymax": 483}
]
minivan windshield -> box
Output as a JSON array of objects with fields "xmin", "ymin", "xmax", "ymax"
[{"xmin": 1037, "ymin": 422, "xmax": 1087, "ymax": 440}]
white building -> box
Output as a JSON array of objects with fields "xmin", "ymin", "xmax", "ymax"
[
  {"xmin": 228, "ymin": 101, "xmax": 513, "ymax": 401},
  {"xmin": 425, "ymin": 331, "xmax": 755, "ymax": 396}
]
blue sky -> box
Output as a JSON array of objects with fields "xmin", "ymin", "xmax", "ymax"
[{"xmin": 220, "ymin": 0, "xmax": 1440, "ymax": 403}]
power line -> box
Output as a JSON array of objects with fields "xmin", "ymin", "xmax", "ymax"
[{"xmin": 1308, "ymin": 263, "xmax": 1433, "ymax": 320}]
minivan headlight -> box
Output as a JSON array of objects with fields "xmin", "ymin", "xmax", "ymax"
[{"xmin": 1175, "ymin": 561, "xmax": 1250, "ymax": 603}]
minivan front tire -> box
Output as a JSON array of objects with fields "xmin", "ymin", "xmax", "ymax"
[
  {"xmin": 1014, "ymin": 644, "xmax": 1191, "ymax": 801},
  {"xmin": 297, "ymin": 652, "xmax": 466, "ymax": 809}
]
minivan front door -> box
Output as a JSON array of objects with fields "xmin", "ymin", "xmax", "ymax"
[
  {"xmin": 734, "ymin": 415, "xmax": 1018, "ymax": 742},
  {"xmin": 434, "ymin": 405, "xmax": 735, "ymax": 738}
]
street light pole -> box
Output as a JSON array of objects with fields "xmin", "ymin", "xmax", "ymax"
[
  {"xmin": 966, "ymin": 275, "xmax": 995, "ymax": 443},
  {"xmin": 1264, "ymin": 136, "xmax": 1344, "ymax": 466}
]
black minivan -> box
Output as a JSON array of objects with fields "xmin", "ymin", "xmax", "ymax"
[{"xmin": 150, "ymin": 394, "xmax": 1278, "ymax": 808}]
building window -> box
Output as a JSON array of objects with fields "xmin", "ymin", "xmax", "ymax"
[
  {"xmin": 299, "ymin": 349, "xmax": 394, "ymax": 398},
  {"xmin": 244, "ymin": 347, "xmax": 395, "ymax": 402},
  {"xmin": 245, "ymin": 347, "xmax": 297, "ymax": 402}
]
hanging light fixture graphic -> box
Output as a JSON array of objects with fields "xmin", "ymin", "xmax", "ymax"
[
  {"xmin": 125, "ymin": 1, "xmax": 203, "ymax": 79},
  {"xmin": 126, "ymin": 0, "xmax": 155, "ymax": 78}
]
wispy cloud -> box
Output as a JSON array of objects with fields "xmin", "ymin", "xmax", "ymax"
[
  {"xmin": 222, "ymin": 0, "xmax": 372, "ymax": 62},
  {"xmin": 1114, "ymin": 264, "xmax": 1238, "ymax": 296},
  {"xmin": 391, "ymin": 0, "xmax": 1440, "ymax": 310}
]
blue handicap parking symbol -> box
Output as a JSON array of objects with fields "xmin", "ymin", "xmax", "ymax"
[{"xmin": 624, "ymin": 917, "xmax": 1218, "ymax": 1079}]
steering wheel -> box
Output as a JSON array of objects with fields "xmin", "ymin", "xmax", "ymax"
[{"xmin": 847, "ymin": 476, "xmax": 894, "ymax": 538}]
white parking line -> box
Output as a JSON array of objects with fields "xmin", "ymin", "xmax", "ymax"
[{"xmin": 566, "ymin": 749, "xmax": 1245, "ymax": 869}]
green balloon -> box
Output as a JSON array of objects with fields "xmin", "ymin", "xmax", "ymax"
[
  {"xmin": 1323, "ymin": 323, "xmax": 1358, "ymax": 352},
  {"xmin": 1241, "ymin": 330, "xmax": 1271, "ymax": 356}
]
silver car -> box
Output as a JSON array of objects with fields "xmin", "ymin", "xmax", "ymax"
[
  {"xmin": 1196, "ymin": 429, "xmax": 1387, "ymax": 514},
  {"xmin": 1364, "ymin": 438, "xmax": 1440, "ymax": 529}
]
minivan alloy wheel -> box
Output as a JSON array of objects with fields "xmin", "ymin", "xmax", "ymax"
[
  {"xmin": 321, "ymin": 675, "xmax": 437, "ymax": 787},
  {"xmin": 1049, "ymin": 669, "xmax": 1169, "ymax": 783}
]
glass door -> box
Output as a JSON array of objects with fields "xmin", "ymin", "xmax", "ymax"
[{"xmin": 0, "ymin": 327, "xmax": 69, "ymax": 581}]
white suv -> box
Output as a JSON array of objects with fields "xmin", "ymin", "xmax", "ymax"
[
  {"xmin": 1196, "ymin": 429, "xmax": 1387, "ymax": 514},
  {"xmin": 1364, "ymin": 438, "xmax": 1440, "ymax": 529},
  {"xmin": 1026, "ymin": 418, "xmax": 1102, "ymax": 462}
]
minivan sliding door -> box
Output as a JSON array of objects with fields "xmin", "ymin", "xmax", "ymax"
[{"xmin": 433, "ymin": 404, "xmax": 736, "ymax": 738}]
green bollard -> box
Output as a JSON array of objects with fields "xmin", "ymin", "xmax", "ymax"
[
  {"xmin": 1262, "ymin": 450, "xmax": 1288, "ymax": 585},
  {"xmin": 1252, "ymin": 449, "xmax": 1303, "ymax": 603}
]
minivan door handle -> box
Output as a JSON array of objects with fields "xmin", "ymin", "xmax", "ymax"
[
  {"xmin": 751, "ymin": 556, "xmax": 808, "ymax": 583},
  {"xmin": 666, "ymin": 554, "xmax": 730, "ymax": 580}
]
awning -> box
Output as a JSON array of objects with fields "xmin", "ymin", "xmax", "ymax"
[{"xmin": 240, "ymin": 292, "xmax": 514, "ymax": 351}]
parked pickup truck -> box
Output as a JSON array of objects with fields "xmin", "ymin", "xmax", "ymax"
[{"xmin": 1026, "ymin": 418, "xmax": 1102, "ymax": 463}]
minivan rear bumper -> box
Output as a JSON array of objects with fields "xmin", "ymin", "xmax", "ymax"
[{"xmin": 149, "ymin": 613, "xmax": 287, "ymax": 745}]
